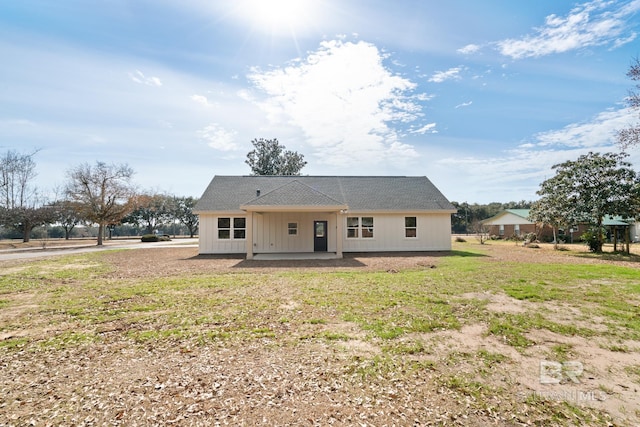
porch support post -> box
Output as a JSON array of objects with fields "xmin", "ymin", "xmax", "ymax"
[
  {"xmin": 336, "ymin": 211, "xmax": 344, "ymax": 258},
  {"xmin": 245, "ymin": 211, "xmax": 254, "ymax": 260}
]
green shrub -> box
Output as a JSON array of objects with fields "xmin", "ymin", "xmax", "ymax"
[
  {"xmin": 141, "ymin": 234, "xmax": 159, "ymax": 242},
  {"xmin": 581, "ymin": 227, "xmax": 604, "ymax": 252}
]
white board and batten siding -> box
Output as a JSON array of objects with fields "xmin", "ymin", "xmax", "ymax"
[
  {"xmin": 342, "ymin": 212, "xmax": 452, "ymax": 252},
  {"xmin": 197, "ymin": 212, "xmax": 337, "ymax": 254},
  {"xmin": 199, "ymin": 211, "xmax": 452, "ymax": 254},
  {"xmin": 198, "ymin": 212, "xmax": 246, "ymax": 254},
  {"xmin": 252, "ymin": 212, "xmax": 336, "ymax": 253}
]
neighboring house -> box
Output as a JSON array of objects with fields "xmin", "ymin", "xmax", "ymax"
[
  {"xmin": 483, "ymin": 209, "xmax": 637, "ymax": 243},
  {"xmin": 194, "ymin": 176, "xmax": 456, "ymax": 258},
  {"xmin": 482, "ymin": 209, "xmax": 546, "ymax": 239}
]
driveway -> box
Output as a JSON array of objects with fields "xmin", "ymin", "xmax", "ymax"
[{"xmin": 0, "ymin": 238, "xmax": 199, "ymax": 261}]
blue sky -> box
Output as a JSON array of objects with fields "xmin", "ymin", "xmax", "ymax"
[{"xmin": 1, "ymin": 0, "xmax": 640, "ymax": 203}]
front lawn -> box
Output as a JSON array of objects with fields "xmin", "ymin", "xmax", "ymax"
[{"xmin": 1, "ymin": 241, "xmax": 638, "ymax": 425}]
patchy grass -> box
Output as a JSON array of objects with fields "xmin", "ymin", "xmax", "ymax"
[{"xmin": 0, "ymin": 241, "xmax": 639, "ymax": 425}]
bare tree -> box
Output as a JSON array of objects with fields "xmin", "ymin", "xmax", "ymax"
[
  {"xmin": 65, "ymin": 162, "xmax": 137, "ymax": 246},
  {"xmin": 471, "ymin": 219, "xmax": 490, "ymax": 244},
  {"xmin": 0, "ymin": 149, "xmax": 53, "ymax": 242},
  {"xmin": 618, "ymin": 58, "xmax": 640, "ymax": 150},
  {"xmin": 0, "ymin": 149, "xmax": 38, "ymax": 210}
]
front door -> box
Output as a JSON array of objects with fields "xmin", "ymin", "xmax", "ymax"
[{"xmin": 314, "ymin": 221, "xmax": 328, "ymax": 252}]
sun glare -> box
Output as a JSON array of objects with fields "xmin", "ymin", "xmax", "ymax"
[{"xmin": 237, "ymin": 0, "xmax": 323, "ymax": 36}]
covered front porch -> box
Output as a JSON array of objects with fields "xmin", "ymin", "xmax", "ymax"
[
  {"xmin": 239, "ymin": 180, "xmax": 349, "ymax": 259},
  {"xmin": 242, "ymin": 210, "xmax": 346, "ymax": 260}
]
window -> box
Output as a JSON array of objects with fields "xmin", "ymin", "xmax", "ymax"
[
  {"xmin": 218, "ymin": 218, "xmax": 230, "ymax": 239},
  {"xmin": 514, "ymin": 224, "xmax": 520, "ymax": 236},
  {"xmin": 405, "ymin": 216, "xmax": 417, "ymax": 238},
  {"xmin": 346, "ymin": 216, "xmax": 374, "ymax": 238},
  {"xmin": 234, "ymin": 218, "xmax": 246, "ymax": 239},
  {"xmin": 288, "ymin": 222, "xmax": 298, "ymax": 236},
  {"xmin": 347, "ymin": 217, "xmax": 359, "ymax": 238},
  {"xmin": 362, "ymin": 217, "xmax": 374, "ymax": 238},
  {"xmin": 499, "ymin": 225, "xmax": 504, "ymax": 236},
  {"xmin": 218, "ymin": 217, "xmax": 245, "ymax": 240}
]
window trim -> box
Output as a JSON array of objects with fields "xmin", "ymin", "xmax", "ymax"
[
  {"xmin": 217, "ymin": 216, "xmax": 246, "ymax": 240},
  {"xmin": 361, "ymin": 216, "xmax": 374, "ymax": 238},
  {"xmin": 404, "ymin": 216, "xmax": 417, "ymax": 238},
  {"xmin": 288, "ymin": 222, "xmax": 298, "ymax": 236},
  {"xmin": 346, "ymin": 216, "xmax": 374, "ymax": 239},
  {"xmin": 346, "ymin": 217, "xmax": 359, "ymax": 239}
]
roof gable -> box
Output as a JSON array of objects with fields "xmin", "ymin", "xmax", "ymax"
[
  {"xmin": 505, "ymin": 209, "xmax": 531, "ymax": 219},
  {"xmin": 483, "ymin": 209, "xmax": 533, "ymax": 225},
  {"xmin": 241, "ymin": 180, "xmax": 346, "ymax": 208}
]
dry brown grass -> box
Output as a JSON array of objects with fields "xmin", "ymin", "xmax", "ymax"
[{"xmin": 1, "ymin": 241, "xmax": 639, "ymax": 426}]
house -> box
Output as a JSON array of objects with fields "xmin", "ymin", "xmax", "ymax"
[
  {"xmin": 483, "ymin": 209, "xmax": 637, "ymax": 243},
  {"xmin": 482, "ymin": 209, "xmax": 544, "ymax": 239},
  {"xmin": 194, "ymin": 176, "xmax": 456, "ymax": 259}
]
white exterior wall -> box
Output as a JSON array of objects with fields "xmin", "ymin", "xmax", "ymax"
[
  {"xmin": 198, "ymin": 211, "xmax": 452, "ymax": 254},
  {"xmin": 342, "ymin": 212, "xmax": 452, "ymax": 252},
  {"xmin": 252, "ymin": 212, "xmax": 337, "ymax": 253},
  {"xmin": 198, "ymin": 213, "xmax": 248, "ymax": 254},
  {"xmin": 198, "ymin": 212, "xmax": 338, "ymax": 254},
  {"xmin": 483, "ymin": 212, "xmax": 532, "ymax": 226}
]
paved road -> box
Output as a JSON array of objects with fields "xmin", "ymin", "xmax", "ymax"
[{"xmin": 0, "ymin": 238, "xmax": 199, "ymax": 261}]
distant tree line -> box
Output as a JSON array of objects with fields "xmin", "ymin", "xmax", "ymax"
[
  {"xmin": 450, "ymin": 201, "xmax": 532, "ymax": 234},
  {"xmin": 0, "ymin": 150, "xmax": 199, "ymax": 245},
  {"xmin": 1, "ymin": 137, "xmax": 306, "ymax": 244}
]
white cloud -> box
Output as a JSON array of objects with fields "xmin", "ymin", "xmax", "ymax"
[
  {"xmin": 197, "ymin": 123, "xmax": 239, "ymax": 151},
  {"xmin": 436, "ymin": 106, "xmax": 637, "ymax": 201},
  {"xmin": 526, "ymin": 107, "xmax": 635, "ymax": 148},
  {"xmin": 247, "ymin": 40, "xmax": 422, "ymax": 168},
  {"xmin": 455, "ymin": 101, "xmax": 473, "ymax": 109},
  {"xmin": 457, "ymin": 44, "xmax": 481, "ymax": 55},
  {"xmin": 428, "ymin": 67, "xmax": 462, "ymax": 83},
  {"xmin": 190, "ymin": 94, "xmax": 212, "ymax": 107},
  {"xmin": 497, "ymin": 0, "xmax": 640, "ymax": 59},
  {"xmin": 128, "ymin": 70, "xmax": 163, "ymax": 86},
  {"xmin": 411, "ymin": 123, "xmax": 437, "ymax": 134}
]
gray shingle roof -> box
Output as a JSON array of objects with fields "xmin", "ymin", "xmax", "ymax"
[
  {"xmin": 241, "ymin": 180, "xmax": 347, "ymax": 208},
  {"xmin": 195, "ymin": 176, "xmax": 456, "ymax": 212}
]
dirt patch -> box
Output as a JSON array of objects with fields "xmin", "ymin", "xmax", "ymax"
[
  {"xmin": 461, "ymin": 291, "xmax": 529, "ymax": 314},
  {"xmin": 1, "ymin": 242, "xmax": 639, "ymax": 425}
]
